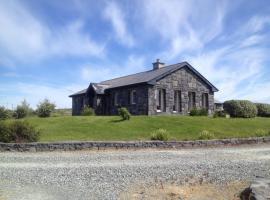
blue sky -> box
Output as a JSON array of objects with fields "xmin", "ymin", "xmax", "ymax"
[{"xmin": 0, "ymin": 0, "xmax": 270, "ymax": 108}]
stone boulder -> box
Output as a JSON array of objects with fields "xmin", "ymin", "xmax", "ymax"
[{"xmin": 241, "ymin": 178, "xmax": 270, "ymax": 200}]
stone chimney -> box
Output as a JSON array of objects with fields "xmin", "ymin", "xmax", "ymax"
[{"xmin": 152, "ymin": 59, "xmax": 165, "ymax": 70}]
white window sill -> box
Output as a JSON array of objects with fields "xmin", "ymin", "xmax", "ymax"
[
  {"xmin": 156, "ymin": 110, "xmax": 162, "ymax": 113},
  {"xmin": 172, "ymin": 111, "xmax": 177, "ymax": 113}
]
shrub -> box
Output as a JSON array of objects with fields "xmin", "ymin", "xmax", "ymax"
[
  {"xmin": 254, "ymin": 129, "xmax": 269, "ymax": 137},
  {"xmin": 8, "ymin": 121, "xmax": 40, "ymax": 143},
  {"xmin": 223, "ymin": 100, "xmax": 257, "ymax": 118},
  {"xmin": 190, "ymin": 108, "xmax": 208, "ymax": 116},
  {"xmin": 0, "ymin": 106, "xmax": 12, "ymax": 120},
  {"xmin": 150, "ymin": 129, "xmax": 170, "ymax": 141},
  {"xmin": 15, "ymin": 100, "xmax": 32, "ymax": 119},
  {"xmin": 36, "ymin": 99, "xmax": 56, "ymax": 118},
  {"xmin": 0, "ymin": 121, "xmax": 11, "ymax": 142},
  {"xmin": 198, "ymin": 130, "xmax": 215, "ymax": 140},
  {"xmin": 213, "ymin": 110, "xmax": 226, "ymax": 118},
  {"xmin": 256, "ymin": 103, "xmax": 270, "ymax": 117},
  {"xmin": 118, "ymin": 107, "xmax": 131, "ymax": 120},
  {"xmin": 81, "ymin": 106, "xmax": 95, "ymax": 116},
  {"xmin": 0, "ymin": 120, "xmax": 40, "ymax": 143}
]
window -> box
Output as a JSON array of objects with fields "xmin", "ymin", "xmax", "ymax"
[
  {"xmin": 202, "ymin": 93, "xmax": 209, "ymax": 109},
  {"xmin": 114, "ymin": 92, "xmax": 119, "ymax": 106},
  {"xmin": 156, "ymin": 89, "xmax": 166, "ymax": 112},
  {"xmin": 173, "ymin": 90, "xmax": 182, "ymax": 112},
  {"xmin": 129, "ymin": 90, "xmax": 136, "ymax": 104},
  {"xmin": 188, "ymin": 92, "xmax": 196, "ymax": 111}
]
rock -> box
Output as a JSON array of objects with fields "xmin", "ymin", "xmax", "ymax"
[{"xmin": 241, "ymin": 178, "xmax": 270, "ymax": 200}]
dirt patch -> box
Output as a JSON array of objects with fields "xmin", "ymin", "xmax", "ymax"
[{"xmin": 120, "ymin": 181, "xmax": 249, "ymax": 200}]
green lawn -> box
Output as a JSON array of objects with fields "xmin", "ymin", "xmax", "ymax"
[{"xmin": 21, "ymin": 116, "xmax": 270, "ymax": 142}]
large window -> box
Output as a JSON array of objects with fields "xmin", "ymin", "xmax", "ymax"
[
  {"xmin": 173, "ymin": 90, "xmax": 182, "ymax": 112},
  {"xmin": 188, "ymin": 92, "xmax": 196, "ymax": 111},
  {"xmin": 156, "ymin": 89, "xmax": 166, "ymax": 112},
  {"xmin": 202, "ymin": 93, "xmax": 209, "ymax": 109},
  {"xmin": 114, "ymin": 92, "xmax": 119, "ymax": 106},
  {"xmin": 129, "ymin": 90, "xmax": 136, "ymax": 104}
]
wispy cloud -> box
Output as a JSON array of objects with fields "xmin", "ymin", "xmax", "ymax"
[
  {"xmin": 103, "ymin": 1, "xmax": 134, "ymax": 47},
  {"xmin": 80, "ymin": 55, "xmax": 146, "ymax": 82},
  {"xmin": 0, "ymin": 1, "xmax": 105, "ymax": 66},
  {"xmin": 142, "ymin": 0, "xmax": 227, "ymax": 59}
]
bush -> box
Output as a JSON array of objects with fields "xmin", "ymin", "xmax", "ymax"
[
  {"xmin": 81, "ymin": 106, "xmax": 95, "ymax": 116},
  {"xmin": 213, "ymin": 110, "xmax": 227, "ymax": 118},
  {"xmin": 0, "ymin": 121, "xmax": 12, "ymax": 142},
  {"xmin": 36, "ymin": 99, "xmax": 56, "ymax": 118},
  {"xmin": 150, "ymin": 129, "xmax": 170, "ymax": 141},
  {"xmin": 254, "ymin": 129, "xmax": 269, "ymax": 137},
  {"xmin": 15, "ymin": 100, "xmax": 32, "ymax": 119},
  {"xmin": 223, "ymin": 100, "xmax": 257, "ymax": 118},
  {"xmin": 256, "ymin": 103, "xmax": 270, "ymax": 117},
  {"xmin": 198, "ymin": 130, "xmax": 215, "ymax": 140},
  {"xmin": 190, "ymin": 108, "xmax": 208, "ymax": 116},
  {"xmin": 118, "ymin": 107, "xmax": 131, "ymax": 120},
  {"xmin": 0, "ymin": 120, "xmax": 40, "ymax": 143},
  {"xmin": 0, "ymin": 106, "xmax": 12, "ymax": 120}
]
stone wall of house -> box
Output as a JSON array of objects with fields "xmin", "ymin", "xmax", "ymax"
[
  {"xmin": 148, "ymin": 67, "xmax": 214, "ymax": 115},
  {"xmin": 106, "ymin": 84, "xmax": 149, "ymax": 115},
  {"xmin": 71, "ymin": 95, "xmax": 88, "ymax": 115}
]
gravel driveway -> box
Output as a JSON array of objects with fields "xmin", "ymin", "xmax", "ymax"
[{"xmin": 0, "ymin": 145, "xmax": 269, "ymax": 200}]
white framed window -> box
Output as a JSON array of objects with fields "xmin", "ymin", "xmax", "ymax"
[
  {"xmin": 130, "ymin": 90, "xmax": 136, "ymax": 104},
  {"xmin": 173, "ymin": 90, "xmax": 182, "ymax": 112},
  {"xmin": 114, "ymin": 92, "xmax": 119, "ymax": 106},
  {"xmin": 202, "ymin": 93, "xmax": 209, "ymax": 109},
  {"xmin": 156, "ymin": 88, "xmax": 166, "ymax": 112}
]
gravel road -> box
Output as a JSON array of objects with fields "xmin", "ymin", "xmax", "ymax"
[{"xmin": 0, "ymin": 145, "xmax": 269, "ymax": 200}]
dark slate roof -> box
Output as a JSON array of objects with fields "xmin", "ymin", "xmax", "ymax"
[
  {"xmin": 69, "ymin": 89, "xmax": 87, "ymax": 97},
  {"xmin": 69, "ymin": 61, "xmax": 218, "ymax": 97}
]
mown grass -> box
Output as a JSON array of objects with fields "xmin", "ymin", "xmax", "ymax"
[{"xmin": 18, "ymin": 116, "xmax": 270, "ymax": 142}]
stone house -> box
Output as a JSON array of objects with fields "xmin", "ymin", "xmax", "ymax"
[{"xmin": 69, "ymin": 60, "xmax": 218, "ymax": 115}]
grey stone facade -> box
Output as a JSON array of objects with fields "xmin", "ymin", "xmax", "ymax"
[
  {"xmin": 70, "ymin": 61, "xmax": 218, "ymax": 116},
  {"xmin": 148, "ymin": 67, "xmax": 214, "ymax": 115}
]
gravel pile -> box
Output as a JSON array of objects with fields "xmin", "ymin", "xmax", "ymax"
[{"xmin": 0, "ymin": 145, "xmax": 269, "ymax": 200}]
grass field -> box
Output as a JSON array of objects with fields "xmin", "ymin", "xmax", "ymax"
[{"xmin": 20, "ymin": 116, "xmax": 270, "ymax": 142}]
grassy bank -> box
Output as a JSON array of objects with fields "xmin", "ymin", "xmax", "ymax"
[{"xmin": 17, "ymin": 116, "xmax": 270, "ymax": 142}]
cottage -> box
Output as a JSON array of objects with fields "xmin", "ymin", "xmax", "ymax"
[{"xmin": 69, "ymin": 60, "xmax": 218, "ymax": 115}]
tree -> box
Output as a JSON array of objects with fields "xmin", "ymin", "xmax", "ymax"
[{"xmin": 36, "ymin": 99, "xmax": 56, "ymax": 117}]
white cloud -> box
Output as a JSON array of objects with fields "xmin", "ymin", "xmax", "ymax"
[
  {"xmin": 80, "ymin": 55, "xmax": 146, "ymax": 82},
  {"xmin": 0, "ymin": 1, "xmax": 105, "ymax": 65},
  {"xmin": 0, "ymin": 82, "xmax": 85, "ymax": 109},
  {"xmin": 142, "ymin": 0, "xmax": 227, "ymax": 58},
  {"xmin": 103, "ymin": 1, "xmax": 134, "ymax": 47},
  {"xmin": 243, "ymin": 15, "xmax": 270, "ymax": 33}
]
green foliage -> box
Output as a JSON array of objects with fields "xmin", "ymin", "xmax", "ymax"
[
  {"xmin": 81, "ymin": 106, "xmax": 95, "ymax": 116},
  {"xmin": 0, "ymin": 120, "xmax": 40, "ymax": 143},
  {"xmin": 0, "ymin": 121, "xmax": 12, "ymax": 142},
  {"xmin": 15, "ymin": 100, "xmax": 33, "ymax": 119},
  {"xmin": 0, "ymin": 106, "xmax": 12, "ymax": 120},
  {"xmin": 198, "ymin": 130, "xmax": 215, "ymax": 140},
  {"xmin": 150, "ymin": 128, "xmax": 170, "ymax": 141},
  {"xmin": 256, "ymin": 103, "xmax": 270, "ymax": 117},
  {"xmin": 118, "ymin": 107, "xmax": 131, "ymax": 120},
  {"xmin": 254, "ymin": 129, "xmax": 269, "ymax": 137},
  {"xmin": 36, "ymin": 99, "xmax": 56, "ymax": 118},
  {"xmin": 190, "ymin": 108, "xmax": 208, "ymax": 116},
  {"xmin": 213, "ymin": 110, "xmax": 227, "ymax": 118},
  {"xmin": 223, "ymin": 100, "xmax": 257, "ymax": 118}
]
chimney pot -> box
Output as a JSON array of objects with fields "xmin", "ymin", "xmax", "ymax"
[{"xmin": 153, "ymin": 59, "xmax": 165, "ymax": 70}]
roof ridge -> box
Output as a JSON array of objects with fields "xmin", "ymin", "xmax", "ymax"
[{"xmin": 99, "ymin": 62, "xmax": 185, "ymax": 84}]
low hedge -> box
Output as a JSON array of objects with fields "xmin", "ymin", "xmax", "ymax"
[
  {"xmin": 256, "ymin": 103, "xmax": 270, "ymax": 117},
  {"xmin": 190, "ymin": 108, "xmax": 208, "ymax": 116},
  {"xmin": 0, "ymin": 120, "xmax": 40, "ymax": 143},
  {"xmin": 223, "ymin": 100, "xmax": 257, "ymax": 118}
]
